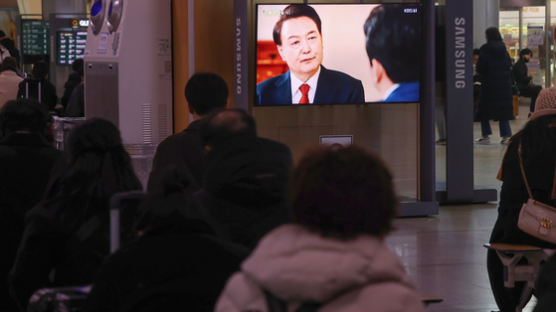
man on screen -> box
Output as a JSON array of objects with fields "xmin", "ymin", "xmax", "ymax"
[
  {"xmin": 364, "ymin": 5, "xmax": 420, "ymax": 102},
  {"xmin": 256, "ymin": 4, "xmax": 365, "ymax": 106}
]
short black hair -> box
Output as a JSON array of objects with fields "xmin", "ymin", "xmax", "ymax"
[
  {"xmin": 273, "ymin": 4, "xmax": 321, "ymax": 46},
  {"xmin": 473, "ymin": 48, "xmax": 480, "ymax": 56},
  {"xmin": 200, "ymin": 108, "xmax": 256, "ymax": 148},
  {"xmin": 0, "ymin": 30, "xmax": 6, "ymax": 38},
  {"xmin": 0, "ymin": 99, "xmax": 50, "ymax": 136},
  {"xmin": 520, "ymin": 48, "xmax": 533, "ymax": 57},
  {"xmin": 184, "ymin": 73, "xmax": 228, "ymax": 116},
  {"xmin": 289, "ymin": 145, "xmax": 397, "ymax": 239},
  {"xmin": 485, "ymin": 27, "xmax": 503, "ymax": 42},
  {"xmin": 364, "ymin": 4, "xmax": 421, "ymax": 82}
]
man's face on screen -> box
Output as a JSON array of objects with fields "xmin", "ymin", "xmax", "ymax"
[{"xmin": 277, "ymin": 16, "xmax": 323, "ymax": 82}]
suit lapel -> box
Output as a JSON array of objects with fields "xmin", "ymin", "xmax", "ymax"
[
  {"xmin": 313, "ymin": 66, "xmax": 329, "ymax": 104},
  {"xmin": 274, "ymin": 71, "xmax": 292, "ymax": 104}
]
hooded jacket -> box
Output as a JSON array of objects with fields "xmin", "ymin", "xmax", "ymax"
[{"xmin": 215, "ymin": 224, "xmax": 425, "ymax": 312}]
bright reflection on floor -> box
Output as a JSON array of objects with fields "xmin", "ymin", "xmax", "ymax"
[{"xmin": 385, "ymin": 104, "xmax": 536, "ymax": 311}]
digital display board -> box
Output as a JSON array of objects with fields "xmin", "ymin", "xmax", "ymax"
[
  {"xmin": 21, "ymin": 20, "xmax": 49, "ymax": 56},
  {"xmin": 57, "ymin": 30, "xmax": 87, "ymax": 65}
]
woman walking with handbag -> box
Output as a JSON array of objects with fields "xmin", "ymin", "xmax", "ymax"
[{"xmin": 488, "ymin": 87, "xmax": 556, "ymax": 311}]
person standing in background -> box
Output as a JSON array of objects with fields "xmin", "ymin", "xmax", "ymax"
[
  {"xmin": 475, "ymin": 27, "xmax": 514, "ymax": 145},
  {"xmin": 0, "ymin": 57, "xmax": 22, "ymax": 109}
]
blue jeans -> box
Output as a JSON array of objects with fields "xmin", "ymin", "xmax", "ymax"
[{"xmin": 481, "ymin": 119, "xmax": 512, "ymax": 137}]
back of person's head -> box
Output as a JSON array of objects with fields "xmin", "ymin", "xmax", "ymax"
[
  {"xmin": 185, "ymin": 73, "xmax": 228, "ymax": 116},
  {"xmin": 0, "ymin": 99, "xmax": 49, "ymax": 137},
  {"xmin": 72, "ymin": 58, "xmax": 84, "ymax": 76},
  {"xmin": 31, "ymin": 61, "xmax": 48, "ymax": 80},
  {"xmin": 133, "ymin": 169, "xmax": 207, "ymax": 236},
  {"xmin": 0, "ymin": 30, "xmax": 6, "ymax": 38},
  {"xmin": 290, "ymin": 145, "xmax": 397, "ymax": 239},
  {"xmin": 520, "ymin": 48, "xmax": 533, "ymax": 58},
  {"xmin": 49, "ymin": 118, "xmax": 141, "ymax": 205},
  {"xmin": 364, "ymin": 4, "xmax": 421, "ymax": 83},
  {"xmin": 485, "ymin": 27, "xmax": 502, "ymax": 42},
  {"xmin": 1, "ymin": 56, "xmax": 17, "ymax": 72},
  {"xmin": 473, "ymin": 48, "xmax": 480, "ymax": 56},
  {"xmin": 1, "ymin": 37, "xmax": 14, "ymax": 49},
  {"xmin": 272, "ymin": 4, "xmax": 321, "ymax": 46},
  {"xmin": 200, "ymin": 108, "xmax": 256, "ymax": 149}
]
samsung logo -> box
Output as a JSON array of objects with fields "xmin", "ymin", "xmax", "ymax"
[
  {"xmin": 235, "ymin": 17, "xmax": 242, "ymax": 95},
  {"xmin": 404, "ymin": 8, "xmax": 418, "ymax": 14},
  {"xmin": 454, "ymin": 17, "xmax": 466, "ymax": 88}
]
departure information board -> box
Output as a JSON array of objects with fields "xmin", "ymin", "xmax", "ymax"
[
  {"xmin": 57, "ymin": 30, "xmax": 87, "ymax": 65},
  {"xmin": 21, "ymin": 20, "xmax": 49, "ymax": 56}
]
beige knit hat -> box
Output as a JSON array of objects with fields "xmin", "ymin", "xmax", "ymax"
[{"xmin": 530, "ymin": 87, "xmax": 556, "ymax": 120}]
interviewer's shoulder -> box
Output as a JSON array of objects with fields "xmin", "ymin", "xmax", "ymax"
[{"xmin": 325, "ymin": 68, "xmax": 362, "ymax": 86}]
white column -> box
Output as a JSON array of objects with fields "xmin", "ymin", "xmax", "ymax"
[
  {"xmin": 42, "ymin": 0, "xmax": 87, "ymax": 17},
  {"xmin": 473, "ymin": 0, "xmax": 500, "ymax": 48}
]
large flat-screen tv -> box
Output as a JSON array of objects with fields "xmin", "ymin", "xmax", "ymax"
[{"xmin": 255, "ymin": 3, "xmax": 422, "ymax": 106}]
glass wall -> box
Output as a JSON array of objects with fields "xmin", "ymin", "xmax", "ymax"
[{"xmin": 499, "ymin": 1, "xmax": 556, "ymax": 88}]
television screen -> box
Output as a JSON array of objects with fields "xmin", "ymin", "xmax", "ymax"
[{"xmin": 255, "ymin": 3, "xmax": 422, "ymax": 106}]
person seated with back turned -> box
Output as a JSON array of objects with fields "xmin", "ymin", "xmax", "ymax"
[
  {"xmin": 256, "ymin": 4, "xmax": 364, "ymax": 105},
  {"xmin": 186, "ymin": 108, "xmax": 292, "ymax": 249},
  {"xmin": 512, "ymin": 48, "xmax": 542, "ymax": 114},
  {"xmin": 85, "ymin": 169, "xmax": 248, "ymax": 312},
  {"xmin": 147, "ymin": 72, "xmax": 228, "ymax": 194},
  {"xmin": 215, "ymin": 145, "xmax": 424, "ymax": 312},
  {"xmin": 17, "ymin": 61, "xmax": 57, "ymax": 112},
  {"xmin": 0, "ymin": 99, "xmax": 64, "ymax": 312},
  {"xmin": 9, "ymin": 118, "xmax": 142, "ymax": 311},
  {"xmin": 363, "ymin": 4, "xmax": 421, "ymax": 102},
  {"xmin": 487, "ymin": 87, "xmax": 556, "ymax": 312},
  {"xmin": 0, "ymin": 57, "xmax": 23, "ymax": 109}
]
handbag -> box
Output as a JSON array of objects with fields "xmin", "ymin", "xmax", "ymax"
[{"xmin": 517, "ymin": 143, "xmax": 556, "ymax": 243}]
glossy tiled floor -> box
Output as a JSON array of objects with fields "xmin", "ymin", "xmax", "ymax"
[{"xmin": 385, "ymin": 105, "xmax": 533, "ymax": 311}]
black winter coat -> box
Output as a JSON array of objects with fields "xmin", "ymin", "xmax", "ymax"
[
  {"xmin": 188, "ymin": 136, "xmax": 293, "ymax": 249},
  {"xmin": 477, "ymin": 41, "xmax": 514, "ymax": 121},
  {"xmin": 0, "ymin": 133, "xmax": 63, "ymax": 312},
  {"xmin": 61, "ymin": 72, "xmax": 82, "ymax": 109},
  {"xmin": 147, "ymin": 119, "xmax": 204, "ymax": 193},
  {"xmin": 84, "ymin": 219, "xmax": 247, "ymax": 312},
  {"xmin": 489, "ymin": 138, "xmax": 556, "ymax": 248},
  {"xmin": 9, "ymin": 201, "xmax": 111, "ymax": 311},
  {"xmin": 512, "ymin": 58, "xmax": 532, "ymax": 89}
]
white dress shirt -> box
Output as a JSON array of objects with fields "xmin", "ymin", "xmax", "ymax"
[
  {"xmin": 382, "ymin": 83, "xmax": 400, "ymax": 101},
  {"xmin": 290, "ymin": 66, "xmax": 321, "ymax": 104}
]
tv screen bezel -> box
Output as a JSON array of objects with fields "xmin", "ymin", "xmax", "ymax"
[{"xmin": 253, "ymin": 2, "xmax": 424, "ymax": 107}]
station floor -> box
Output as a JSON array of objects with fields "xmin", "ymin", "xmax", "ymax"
[{"xmin": 385, "ymin": 105, "xmax": 531, "ymax": 311}]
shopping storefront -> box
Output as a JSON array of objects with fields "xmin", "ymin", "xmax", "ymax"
[{"xmin": 500, "ymin": 0, "xmax": 555, "ymax": 87}]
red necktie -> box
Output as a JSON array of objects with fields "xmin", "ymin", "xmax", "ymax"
[{"xmin": 299, "ymin": 84, "xmax": 310, "ymax": 104}]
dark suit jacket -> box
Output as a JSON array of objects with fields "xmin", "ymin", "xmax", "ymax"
[
  {"xmin": 384, "ymin": 82, "xmax": 420, "ymax": 102},
  {"xmin": 512, "ymin": 59, "xmax": 532, "ymax": 89},
  {"xmin": 256, "ymin": 66, "xmax": 365, "ymax": 106}
]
